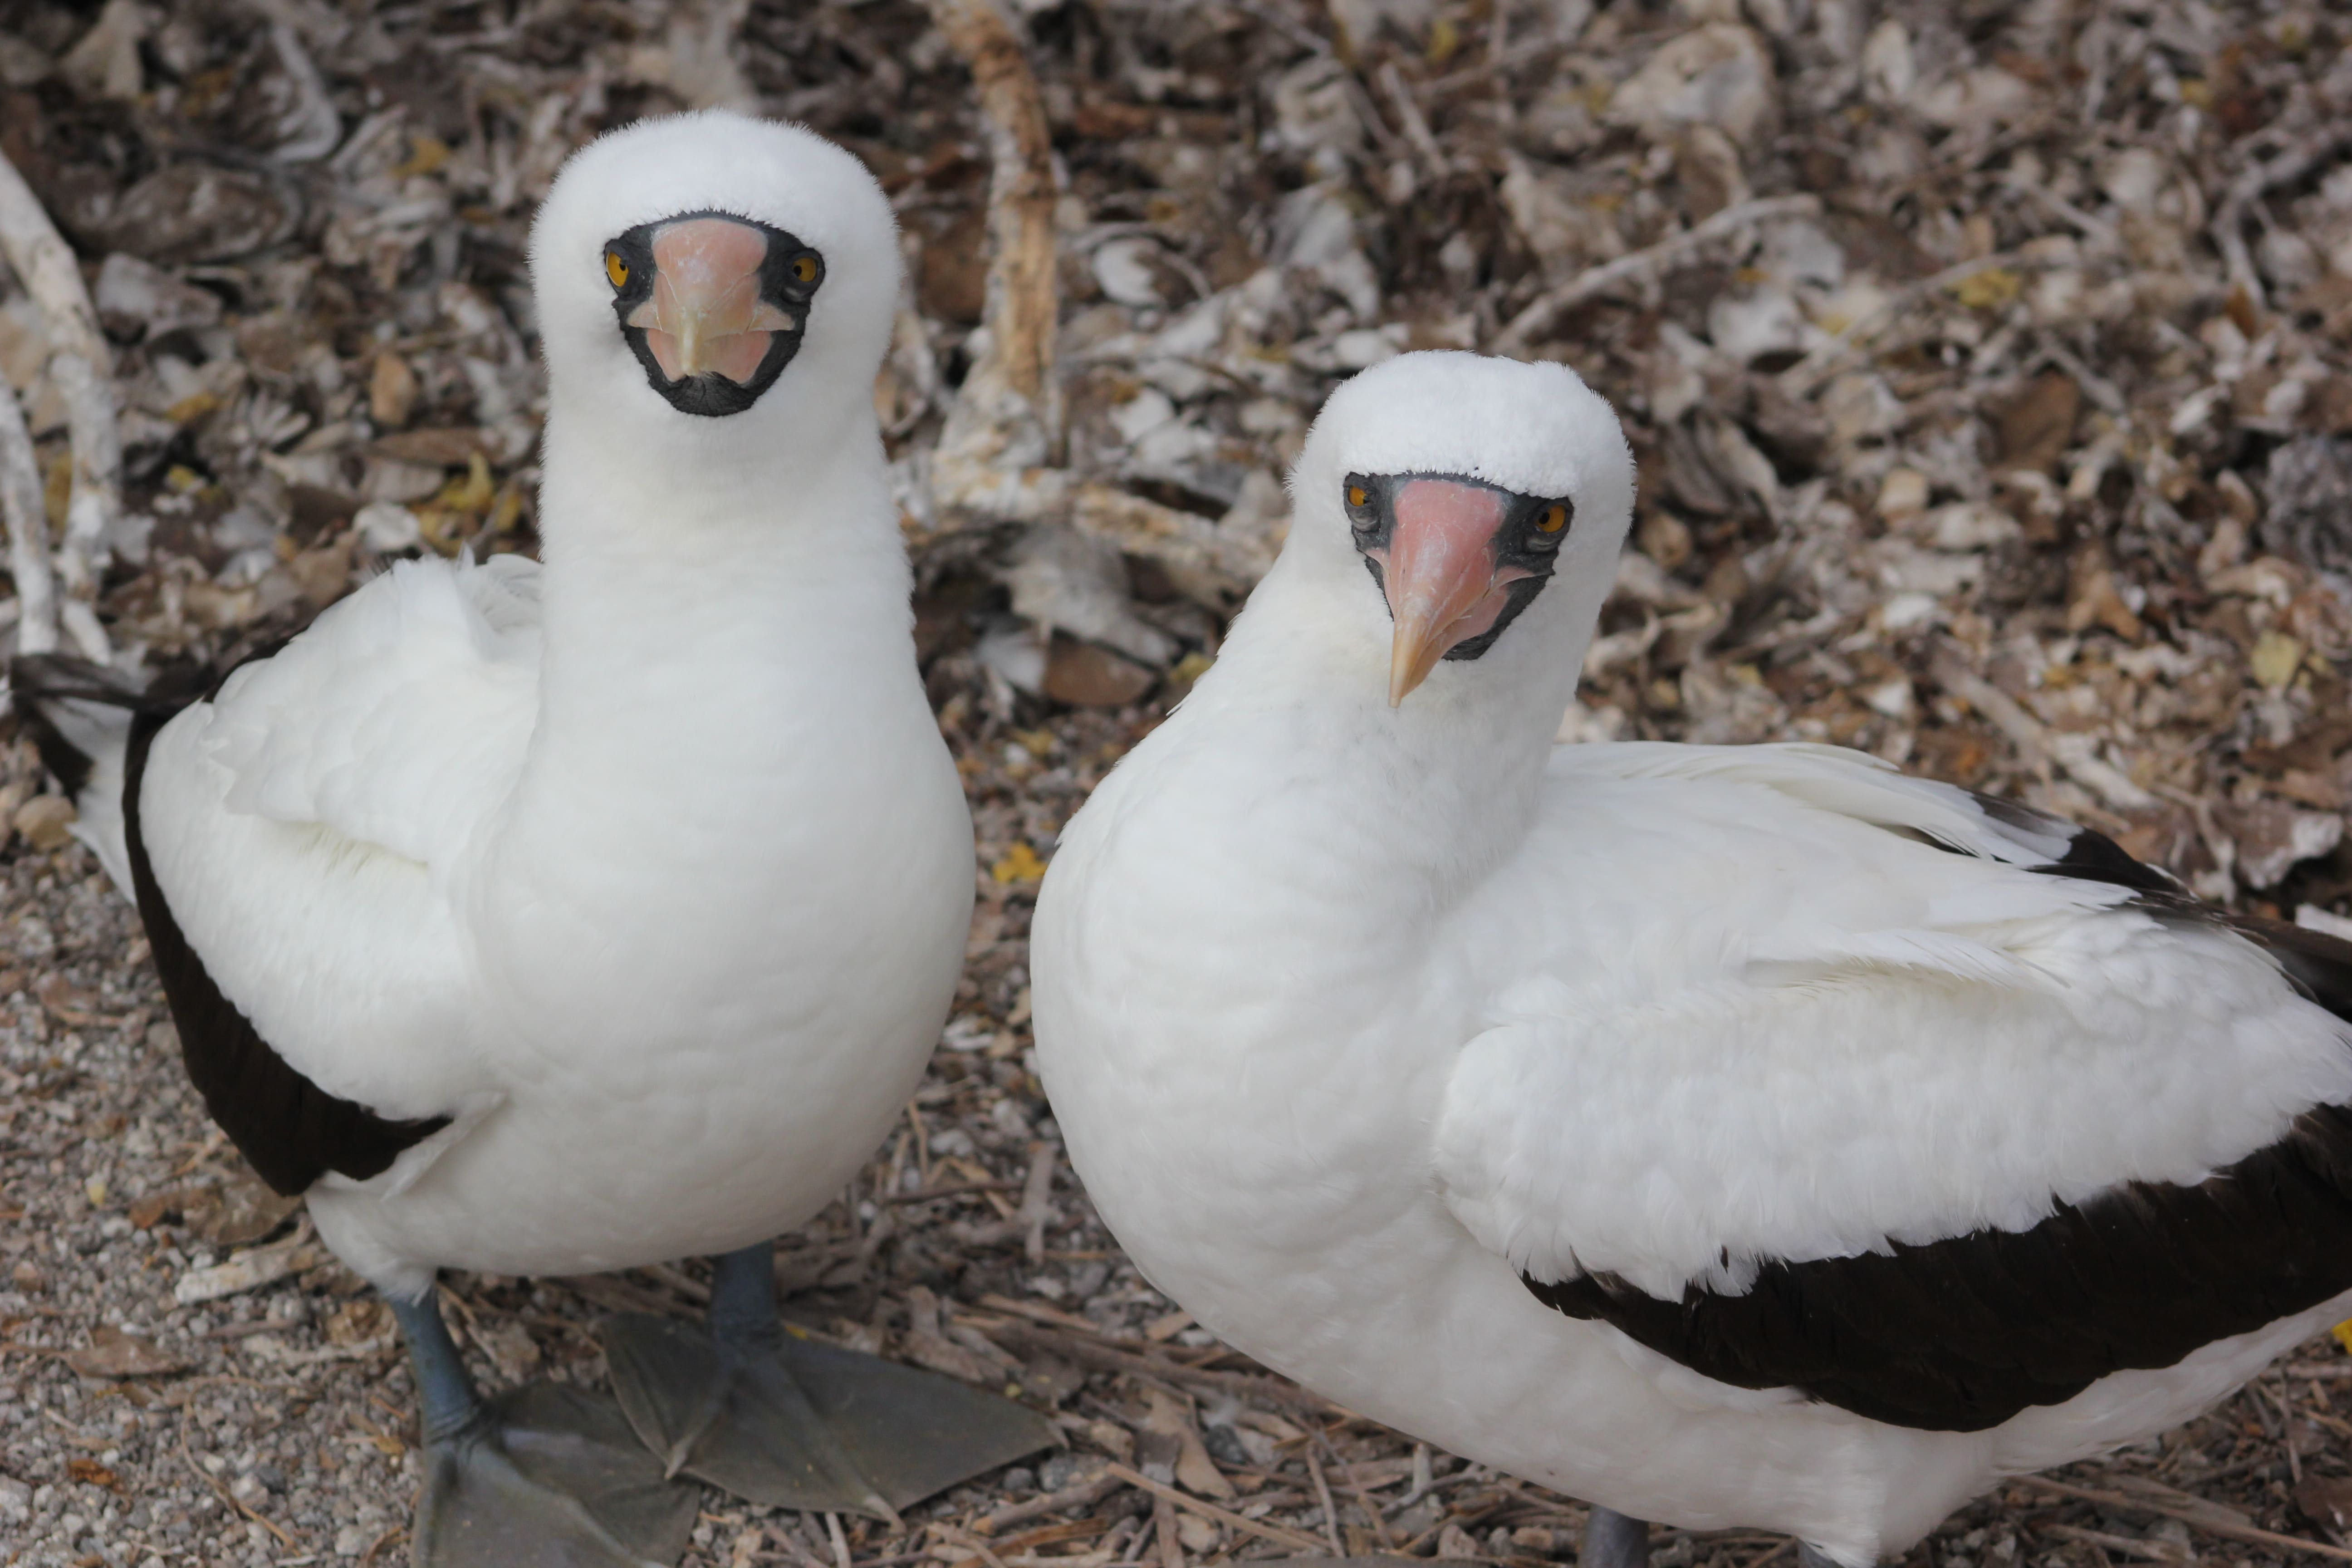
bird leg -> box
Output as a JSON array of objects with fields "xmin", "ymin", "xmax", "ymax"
[
  {"xmin": 1581, "ymin": 1507, "xmax": 1649, "ymax": 1568},
  {"xmin": 393, "ymin": 1288, "xmax": 699, "ymax": 1568},
  {"xmin": 603, "ymin": 1239, "xmax": 1054, "ymax": 1516},
  {"xmin": 397, "ymin": 1291, "xmax": 481, "ymax": 1446}
]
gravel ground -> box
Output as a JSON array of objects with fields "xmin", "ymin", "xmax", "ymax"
[{"xmin": 9, "ymin": 0, "xmax": 2352, "ymax": 1565}]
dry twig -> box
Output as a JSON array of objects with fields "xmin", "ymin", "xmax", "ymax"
[
  {"xmin": 1303, "ymin": 1441, "xmax": 1346, "ymax": 1555},
  {"xmin": 0, "ymin": 364, "xmax": 52, "ymax": 660},
  {"xmin": 0, "ymin": 147, "xmax": 119, "ymax": 656},
  {"xmin": 1494, "ymin": 196, "xmax": 1821, "ymax": 355},
  {"xmin": 1102, "ymin": 1461, "xmax": 1328, "ymax": 1556},
  {"xmin": 1927, "ymin": 645, "xmax": 2156, "ymax": 813},
  {"xmin": 917, "ymin": 0, "xmax": 1268, "ymax": 600},
  {"xmin": 1779, "ymin": 250, "xmax": 2070, "ymax": 395},
  {"xmin": 975, "ymin": 1471, "xmax": 1125, "ymax": 1535},
  {"xmin": 2018, "ymin": 1476, "xmax": 2352, "ymax": 1564},
  {"xmin": 924, "ymin": 0, "xmax": 1061, "ymax": 474},
  {"xmin": 975, "ymin": 1313, "xmax": 1340, "ymax": 1416},
  {"xmin": 178, "ymin": 1420, "xmax": 302, "ymax": 1549},
  {"xmin": 2210, "ymin": 125, "xmax": 2352, "ymax": 314}
]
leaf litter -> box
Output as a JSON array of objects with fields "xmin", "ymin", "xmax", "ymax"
[{"xmin": 5, "ymin": 0, "xmax": 2352, "ymax": 1564}]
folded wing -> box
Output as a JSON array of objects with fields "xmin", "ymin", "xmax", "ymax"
[
  {"xmin": 131, "ymin": 555, "xmax": 541, "ymax": 1191},
  {"xmin": 1435, "ymin": 741, "xmax": 2352, "ymax": 1430}
]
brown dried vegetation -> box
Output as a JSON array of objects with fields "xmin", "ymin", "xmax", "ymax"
[{"xmin": 6, "ymin": 0, "xmax": 2352, "ymax": 1565}]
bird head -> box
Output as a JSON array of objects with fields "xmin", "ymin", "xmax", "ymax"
[
  {"xmin": 1286, "ymin": 353, "xmax": 1636, "ymax": 708},
  {"xmin": 530, "ymin": 111, "xmax": 899, "ymax": 428}
]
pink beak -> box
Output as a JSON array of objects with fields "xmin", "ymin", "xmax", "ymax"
[
  {"xmin": 626, "ymin": 217, "xmax": 797, "ymax": 383},
  {"xmin": 1367, "ymin": 479, "xmax": 1532, "ymax": 706}
]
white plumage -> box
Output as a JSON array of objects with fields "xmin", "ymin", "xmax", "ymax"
[
  {"xmin": 84, "ymin": 111, "xmax": 971, "ymax": 1301},
  {"xmin": 21, "ymin": 112, "xmax": 1056, "ymax": 1561},
  {"xmin": 1032, "ymin": 351, "xmax": 2352, "ymax": 1564}
]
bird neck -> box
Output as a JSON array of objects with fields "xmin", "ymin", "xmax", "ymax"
[
  {"xmin": 461, "ymin": 400, "xmax": 965, "ymax": 1049},
  {"xmin": 515, "ymin": 401, "xmax": 926, "ymax": 819},
  {"xmin": 535, "ymin": 402, "xmax": 910, "ymax": 686},
  {"xmin": 1169, "ymin": 559, "xmax": 1591, "ymax": 901}
]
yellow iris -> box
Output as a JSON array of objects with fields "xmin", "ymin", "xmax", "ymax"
[
  {"xmin": 1536, "ymin": 503, "xmax": 1568, "ymax": 533},
  {"xmin": 605, "ymin": 250, "xmax": 629, "ymax": 288},
  {"xmin": 1347, "ymin": 485, "xmax": 1369, "ymax": 508},
  {"xmin": 792, "ymin": 255, "xmax": 819, "ymax": 283}
]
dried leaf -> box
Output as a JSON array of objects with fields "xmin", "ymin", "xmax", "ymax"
[
  {"xmin": 174, "ymin": 1232, "xmax": 322, "ymax": 1305},
  {"xmin": 1140, "ymin": 1387, "xmax": 1236, "ymax": 1501},
  {"xmin": 991, "ymin": 843, "xmax": 1046, "ymax": 884},
  {"xmin": 2221, "ymin": 799, "xmax": 2343, "ymax": 890},
  {"xmin": 1951, "ymin": 268, "xmax": 2023, "ymax": 310},
  {"xmin": 1995, "ymin": 372, "xmax": 2081, "ymax": 476},
  {"xmin": 2300, "ymin": 1475, "xmax": 2352, "ymax": 1533},
  {"xmin": 1044, "ymin": 639, "xmax": 1156, "ymax": 707},
  {"xmin": 64, "ymin": 1324, "xmax": 189, "ymax": 1379},
  {"xmin": 1142, "ymin": 1308, "xmax": 1195, "ymax": 1343},
  {"xmin": 2065, "ymin": 549, "xmax": 2146, "ymax": 642},
  {"xmin": 369, "ymin": 427, "xmax": 494, "ymax": 467},
  {"xmin": 369, "ymin": 352, "xmax": 419, "ymax": 428},
  {"xmin": 2250, "ymin": 631, "xmax": 2304, "ymax": 691},
  {"xmin": 11, "ymin": 794, "xmax": 76, "ymax": 852},
  {"xmin": 127, "ymin": 1187, "xmax": 189, "ymax": 1230},
  {"xmin": 65, "ymin": 1457, "xmax": 122, "ymax": 1491},
  {"xmin": 191, "ymin": 1171, "xmax": 303, "ymax": 1247},
  {"xmin": 324, "ymin": 1299, "xmax": 392, "ymax": 1347}
]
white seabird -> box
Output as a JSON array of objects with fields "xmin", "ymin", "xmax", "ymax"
[
  {"xmin": 18, "ymin": 111, "xmax": 1047, "ymax": 1568},
  {"xmin": 1031, "ymin": 349, "xmax": 2352, "ymax": 1567}
]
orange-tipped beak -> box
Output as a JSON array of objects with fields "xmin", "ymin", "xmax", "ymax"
[
  {"xmin": 1372, "ymin": 479, "xmax": 1531, "ymax": 706},
  {"xmin": 626, "ymin": 217, "xmax": 796, "ymax": 382}
]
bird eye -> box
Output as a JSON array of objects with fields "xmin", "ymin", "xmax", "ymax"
[
  {"xmin": 1535, "ymin": 502, "xmax": 1570, "ymax": 534},
  {"xmin": 791, "ymin": 254, "xmax": 820, "ymax": 284},
  {"xmin": 1346, "ymin": 484, "xmax": 1369, "ymax": 509},
  {"xmin": 605, "ymin": 251, "xmax": 629, "ymax": 288}
]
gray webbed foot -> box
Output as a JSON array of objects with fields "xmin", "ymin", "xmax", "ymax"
[
  {"xmin": 602, "ymin": 1242, "xmax": 1055, "ymax": 1517},
  {"xmin": 393, "ymin": 1294, "xmax": 699, "ymax": 1568}
]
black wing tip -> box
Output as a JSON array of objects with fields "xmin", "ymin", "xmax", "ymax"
[
  {"xmin": 1972, "ymin": 788, "xmax": 2352, "ymax": 1021},
  {"xmin": 10, "ymin": 652, "xmax": 218, "ymax": 801},
  {"xmin": 1963, "ymin": 789, "xmax": 2187, "ymax": 898},
  {"xmin": 11, "ymin": 653, "xmax": 132, "ymax": 800},
  {"xmin": 2042, "ymin": 825, "xmax": 2187, "ymax": 898}
]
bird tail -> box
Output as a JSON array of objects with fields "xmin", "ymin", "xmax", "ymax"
[{"xmin": 8, "ymin": 654, "xmax": 200, "ymax": 894}]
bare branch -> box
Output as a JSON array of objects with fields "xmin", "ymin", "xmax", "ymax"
[
  {"xmin": 920, "ymin": 0, "xmax": 1266, "ymax": 600},
  {"xmin": 925, "ymin": 0, "xmax": 1061, "ymax": 471},
  {"xmin": 2209, "ymin": 124, "xmax": 2352, "ymax": 316},
  {"xmin": 0, "ymin": 147, "xmax": 120, "ymax": 654},
  {"xmin": 1493, "ymin": 194, "xmax": 1821, "ymax": 356},
  {"xmin": 0, "ymin": 371, "xmax": 52, "ymax": 657}
]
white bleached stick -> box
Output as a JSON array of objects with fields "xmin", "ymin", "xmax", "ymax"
[
  {"xmin": 1494, "ymin": 194, "xmax": 1822, "ymax": 355},
  {"xmin": 919, "ymin": 0, "xmax": 1267, "ymax": 600},
  {"xmin": 0, "ymin": 147, "xmax": 119, "ymax": 654},
  {"xmin": 924, "ymin": 0, "xmax": 1061, "ymax": 475},
  {"xmin": 0, "ymin": 366, "xmax": 51, "ymax": 656}
]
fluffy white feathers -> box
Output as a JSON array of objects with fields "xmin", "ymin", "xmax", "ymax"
[
  {"xmin": 1033, "ymin": 352, "xmax": 2352, "ymax": 1564},
  {"xmin": 207, "ymin": 555, "xmax": 539, "ymax": 873},
  {"xmin": 1435, "ymin": 741, "xmax": 2352, "ymax": 1305},
  {"xmin": 113, "ymin": 112, "xmax": 970, "ymax": 1303}
]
